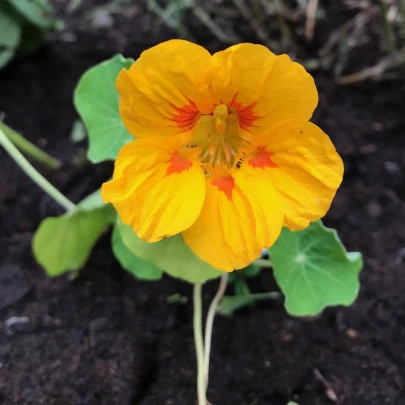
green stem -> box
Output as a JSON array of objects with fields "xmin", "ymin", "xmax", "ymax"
[
  {"xmin": 0, "ymin": 122, "xmax": 61, "ymax": 169},
  {"xmin": 193, "ymin": 283, "xmax": 207, "ymax": 405},
  {"xmin": 0, "ymin": 128, "xmax": 76, "ymax": 212},
  {"xmin": 379, "ymin": 0, "xmax": 397, "ymax": 54},
  {"xmin": 252, "ymin": 257, "xmax": 272, "ymax": 268},
  {"xmin": 204, "ymin": 273, "xmax": 228, "ymax": 389}
]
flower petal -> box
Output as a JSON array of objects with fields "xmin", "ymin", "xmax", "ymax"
[
  {"xmin": 182, "ymin": 166, "xmax": 284, "ymax": 271},
  {"xmin": 248, "ymin": 120, "xmax": 344, "ymax": 230},
  {"xmin": 202, "ymin": 44, "xmax": 318, "ymax": 136},
  {"xmin": 101, "ymin": 138, "xmax": 206, "ymax": 242},
  {"xmin": 117, "ymin": 40, "xmax": 214, "ymax": 139}
]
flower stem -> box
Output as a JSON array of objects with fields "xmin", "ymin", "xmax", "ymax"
[
  {"xmin": 0, "ymin": 121, "xmax": 61, "ymax": 169},
  {"xmin": 193, "ymin": 283, "xmax": 207, "ymax": 405},
  {"xmin": 204, "ymin": 273, "xmax": 228, "ymax": 389},
  {"xmin": 0, "ymin": 128, "xmax": 76, "ymax": 213},
  {"xmin": 252, "ymin": 258, "xmax": 272, "ymax": 268}
]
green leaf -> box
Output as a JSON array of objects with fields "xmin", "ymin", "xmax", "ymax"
[
  {"xmin": 33, "ymin": 200, "xmax": 115, "ymax": 277},
  {"xmin": 78, "ymin": 188, "xmax": 108, "ymax": 211},
  {"xmin": 111, "ymin": 226, "xmax": 163, "ymax": 281},
  {"xmin": 0, "ymin": 12, "xmax": 21, "ymax": 68},
  {"xmin": 118, "ymin": 222, "xmax": 222, "ymax": 284},
  {"xmin": 269, "ymin": 221, "xmax": 363, "ymax": 316},
  {"xmin": 217, "ymin": 292, "xmax": 281, "ymax": 317},
  {"xmin": 5, "ymin": 0, "xmax": 60, "ymax": 30},
  {"xmin": 74, "ymin": 55, "xmax": 134, "ymax": 163},
  {"xmin": 228, "ymin": 263, "xmax": 261, "ymax": 283}
]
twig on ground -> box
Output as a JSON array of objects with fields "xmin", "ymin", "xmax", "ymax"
[
  {"xmin": 305, "ymin": 0, "xmax": 319, "ymax": 40},
  {"xmin": 335, "ymin": 47, "xmax": 405, "ymax": 84},
  {"xmin": 232, "ymin": 0, "xmax": 272, "ymax": 47},
  {"xmin": 191, "ymin": 1, "xmax": 240, "ymax": 43},
  {"xmin": 313, "ymin": 368, "xmax": 339, "ymax": 403},
  {"xmin": 319, "ymin": 6, "xmax": 379, "ymax": 58}
]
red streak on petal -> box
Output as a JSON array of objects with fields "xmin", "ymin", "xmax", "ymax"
[
  {"xmin": 167, "ymin": 96, "xmax": 200, "ymax": 133},
  {"xmin": 248, "ymin": 147, "xmax": 278, "ymax": 169},
  {"xmin": 228, "ymin": 92, "xmax": 262, "ymax": 131},
  {"xmin": 211, "ymin": 176, "xmax": 235, "ymax": 201},
  {"xmin": 167, "ymin": 151, "xmax": 193, "ymax": 175}
]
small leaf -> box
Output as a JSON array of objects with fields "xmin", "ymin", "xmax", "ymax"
[
  {"xmin": 269, "ymin": 221, "xmax": 363, "ymax": 316},
  {"xmin": 217, "ymin": 292, "xmax": 281, "ymax": 317},
  {"xmin": 111, "ymin": 226, "xmax": 163, "ymax": 281},
  {"xmin": 118, "ymin": 222, "xmax": 222, "ymax": 284},
  {"xmin": 70, "ymin": 120, "xmax": 87, "ymax": 143},
  {"xmin": 74, "ymin": 55, "xmax": 134, "ymax": 163},
  {"xmin": 228, "ymin": 263, "xmax": 261, "ymax": 283},
  {"xmin": 33, "ymin": 200, "xmax": 115, "ymax": 276},
  {"xmin": 5, "ymin": 0, "xmax": 60, "ymax": 30},
  {"xmin": 0, "ymin": 12, "xmax": 21, "ymax": 68}
]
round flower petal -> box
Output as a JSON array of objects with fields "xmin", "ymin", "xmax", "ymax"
[
  {"xmin": 201, "ymin": 43, "xmax": 318, "ymax": 136},
  {"xmin": 117, "ymin": 39, "xmax": 214, "ymax": 139},
  {"xmin": 182, "ymin": 166, "xmax": 284, "ymax": 271},
  {"xmin": 249, "ymin": 120, "xmax": 344, "ymax": 230},
  {"xmin": 101, "ymin": 138, "xmax": 206, "ymax": 242}
]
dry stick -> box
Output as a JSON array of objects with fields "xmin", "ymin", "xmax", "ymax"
[
  {"xmin": 232, "ymin": 0, "xmax": 272, "ymax": 47},
  {"xmin": 319, "ymin": 6, "xmax": 379, "ymax": 58},
  {"xmin": 191, "ymin": 3, "xmax": 240, "ymax": 44},
  {"xmin": 305, "ymin": 0, "xmax": 319, "ymax": 41},
  {"xmin": 335, "ymin": 47, "xmax": 405, "ymax": 84},
  {"xmin": 204, "ymin": 273, "xmax": 228, "ymax": 389}
]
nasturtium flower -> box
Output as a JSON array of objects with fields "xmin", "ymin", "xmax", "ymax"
[{"xmin": 102, "ymin": 40, "xmax": 343, "ymax": 272}]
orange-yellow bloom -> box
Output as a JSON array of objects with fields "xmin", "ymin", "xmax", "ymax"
[{"xmin": 102, "ymin": 40, "xmax": 343, "ymax": 272}]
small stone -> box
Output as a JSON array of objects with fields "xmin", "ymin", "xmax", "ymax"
[
  {"xmin": 92, "ymin": 11, "xmax": 114, "ymax": 29},
  {"xmin": 385, "ymin": 161, "xmax": 401, "ymax": 175},
  {"xmin": 5, "ymin": 316, "xmax": 30, "ymax": 336},
  {"xmin": 0, "ymin": 264, "xmax": 31, "ymax": 309},
  {"xmin": 367, "ymin": 200, "xmax": 382, "ymax": 218}
]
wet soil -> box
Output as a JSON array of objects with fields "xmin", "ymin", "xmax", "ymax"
[{"xmin": 1, "ymin": 1, "xmax": 405, "ymax": 404}]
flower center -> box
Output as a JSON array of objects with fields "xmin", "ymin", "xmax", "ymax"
[{"xmin": 189, "ymin": 104, "xmax": 243, "ymax": 171}]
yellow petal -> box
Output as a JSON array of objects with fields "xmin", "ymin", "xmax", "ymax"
[
  {"xmin": 117, "ymin": 40, "xmax": 214, "ymax": 139},
  {"xmin": 182, "ymin": 166, "xmax": 284, "ymax": 272},
  {"xmin": 202, "ymin": 44, "xmax": 318, "ymax": 137},
  {"xmin": 248, "ymin": 120, "xmax": 344, "ymax": 230},
  {"xmin": 101, "ymin": 139, "xmax": 206, "ymax": 242}
]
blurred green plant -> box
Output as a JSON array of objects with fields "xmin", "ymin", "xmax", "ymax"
[{"xmin": 0, "ymin": 0, "xmax": 62, "ymax": 69}]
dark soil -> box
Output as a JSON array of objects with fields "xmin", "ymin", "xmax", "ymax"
[{"xmin": 1, "ymin": 1, "xmax": 405, "ymax": 405}]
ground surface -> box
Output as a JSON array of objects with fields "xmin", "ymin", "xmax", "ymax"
[{"xmin": 1, "ymin": 1, "xmax": 405, "ymax": 405}]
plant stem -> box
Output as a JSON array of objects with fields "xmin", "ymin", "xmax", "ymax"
[
  {"xmin": 0, "ymin": 122, "xmax": 61, "ymax": 169},
  {"xmin": 379, "ymin": 0, "xmax": 397, "ymax": 54},
  {"xmin": 193, "ymin": 283, "xmax": 207, "ymax": 405},
  {"xmin": 252, "ymin": 257, "xmax": 273, "ymax": 268},
  {"xmin": 0, "ymin": 128, "xmax": 76, "ymax": 213},
  {"xmin": 204, "ymin": 273, "xmax": 228, "ymax": 389}
]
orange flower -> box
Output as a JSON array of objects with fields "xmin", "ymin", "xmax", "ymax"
[{"xmin": 102, "ymin": 40, "xmax": 343, "ymax": 272}]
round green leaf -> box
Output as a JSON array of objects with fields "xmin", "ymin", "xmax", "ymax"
[
  {"xmin": 74, "ymin": 55, "xmax": 134, "ymax": 163},
  {"xmin": 269, "ymin": 221, "xmax": 363, "ymax": 316},
  {"xmin": 112, "ymin": 226, "xmax": 163, "ymax": 281},
  {"xmin": 0, "ymin": 12, "xmax": 21, "ymax": 68},
  {"xmin": 33, "ymin": 197, "xmax": 115, "ymax": 276},
  {"xmin": 118, "ymin": 222, "xmax": 222, "ymax": 284}
]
